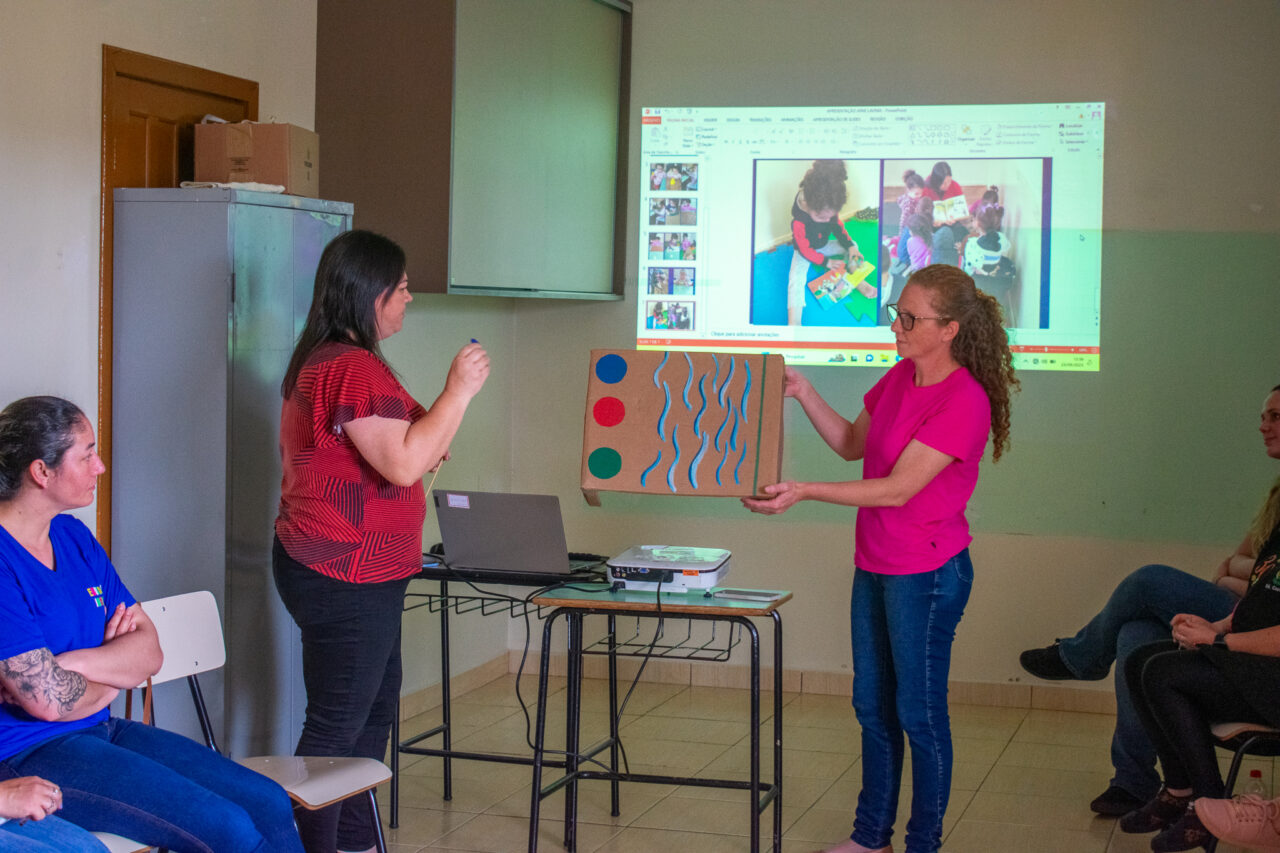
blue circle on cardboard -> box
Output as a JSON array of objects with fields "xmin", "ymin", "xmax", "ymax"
[{"xmin": 594, "ymin": 354, "xmax": 628, "ymax": 384}]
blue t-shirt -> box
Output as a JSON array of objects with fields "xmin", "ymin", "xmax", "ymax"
[{"xmin": 0, "ymin": 515, "xmax": 136, "ymax": 759}]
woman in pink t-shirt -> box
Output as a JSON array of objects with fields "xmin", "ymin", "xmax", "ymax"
[{"xmin": 744, "ymin": 265, "xmax": 1018, "ymax": 853}]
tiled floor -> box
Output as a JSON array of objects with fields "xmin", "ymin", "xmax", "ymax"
[{"xmin": 380, "ymin": 673, "xmax": 1274, "ymax": 852}]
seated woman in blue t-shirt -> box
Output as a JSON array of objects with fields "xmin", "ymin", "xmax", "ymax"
[{"xmin": 0, "ymin": 396, "xmax": 304, "ymax": 853}]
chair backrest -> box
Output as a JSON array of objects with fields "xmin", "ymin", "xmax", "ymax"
[{"xmin": 140, "ymin": 590, "xmax": 226, "ymax": 687}]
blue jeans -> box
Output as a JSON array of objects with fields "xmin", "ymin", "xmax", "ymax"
[
  {"xmin": 849, "ymin": 551, "xmax": 972, "ymax": 853},
  {"xmin": 1055, "ymin": 564, "xmax": 1238, "ymax": 799},
  {"xmin": 273, "ymin": 539, "xmax": 408, "ymax": 852},
  {"xmin": 0, "ymin": 718, "xmax": 302, "ymax": 853},
  {"xmin": 0, "ymin": 815, "xmax": 108, "ymax": 853}
]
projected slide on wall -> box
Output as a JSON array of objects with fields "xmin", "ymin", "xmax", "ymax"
[{"xmin": 637, "ymin": 103, "xmax": 1104, "ymax": 371}]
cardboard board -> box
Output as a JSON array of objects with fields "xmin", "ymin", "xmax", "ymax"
[
  {"xmin": 195, "ymin": 122, "xmax": 319, "ymax": 197},
  {"xmin": 581, "ymin": 349, "xmax": 784, "ymax": 505}
]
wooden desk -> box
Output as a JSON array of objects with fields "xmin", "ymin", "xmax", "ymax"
[{"xmin": 527, "ymin": 584, "xmax": 789, "ymax": 853}]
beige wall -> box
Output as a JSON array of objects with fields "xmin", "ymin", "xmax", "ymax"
[{"xmin": 508, "ymin": 0, "xmax": 1280, "ymax": 692}]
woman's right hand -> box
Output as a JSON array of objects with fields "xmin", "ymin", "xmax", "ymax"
[
  {"xmin": 0, "ymin": 776, "xmax": 63, "ymax": 821},
  {"xmin": 445, "ymin": 343, "xmax": 490, "ymax": 401}
]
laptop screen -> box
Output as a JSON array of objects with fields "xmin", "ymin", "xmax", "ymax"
[{"xmin": 433, "ymin": 490, "xmax": 573, "ymax": 576}]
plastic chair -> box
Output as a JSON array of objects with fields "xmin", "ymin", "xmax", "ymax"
[
  {"xmin": 1203, "ymin": 721, "xmax": 1280, "ymax": 853},
  {"xmin": 140, "ymin": 591, "xmax": 391, "ymax": 853},
  {"xmin": 92, "ymin": 832, "xmax": 152, "ymax": 853}
]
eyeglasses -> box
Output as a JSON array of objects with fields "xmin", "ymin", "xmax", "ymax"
[{"xmin": 886, "ymin": 303, "xmax": 947, "ymax": 331}]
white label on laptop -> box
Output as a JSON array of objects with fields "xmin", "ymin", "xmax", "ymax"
[{"xmin": 446, "ymin": 493, "xmax": 470, "ymax": 509}]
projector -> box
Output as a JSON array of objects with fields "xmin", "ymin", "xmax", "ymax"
[{"xmin": 606, "ymin": 545, "xmax": 731, "ymax": 592}]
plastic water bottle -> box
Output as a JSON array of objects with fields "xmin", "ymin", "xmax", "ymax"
[{"xmin": 1244, "ymin": 769, "xmax": 1269, "ymax": 798}]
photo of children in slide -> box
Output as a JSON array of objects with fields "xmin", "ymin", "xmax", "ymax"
[
  {"xmin": 645, "ymin": 299, "xmax": 693, "ymax": 330},
  {"xmin": 647, "ymin": 267, "xmax": 695, "ymax": 295},
  {"xmin": 649, "ymin": 163, "xmax": 699, "ymax": 192},
  {"xmin": 750, "ymin": 159, "xmax": 881, "ymax": 327},
  {"xmin": 879, "ymin": 158, "xmax": 1047, "ymax": 327},
  {"xmin": 648, "ymin": 232, "xmax": 697, "ymax": 261},
  {"xmin": 649, "ymin": 197, "xmax": 697, "ymax": 226}
]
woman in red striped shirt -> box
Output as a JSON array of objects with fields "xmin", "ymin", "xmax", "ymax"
[{"xmin": 274, "ymin": 230, "xmax": 489, "ymax": 853}]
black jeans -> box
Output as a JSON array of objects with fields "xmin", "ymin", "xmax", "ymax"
[
  {"xmin": 1125, "ymin": 640, "xmax": 1270, "ymax": 797},
  {"xmin": 273, "ymin": 538, "xmax": 410, "ymax": 852}
]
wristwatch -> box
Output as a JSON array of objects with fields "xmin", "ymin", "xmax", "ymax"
[{"xmin": 1213, "ymin": 632, "xmax": 1230, "ymax": 650}]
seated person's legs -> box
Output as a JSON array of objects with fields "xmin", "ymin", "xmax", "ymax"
[
  {"xmin": 6, "ymin": 719, "xmax": 301, "ymax": 853},
  {"xmin": 1121, "ymin": 642, "xmax": 1269, "ymax": 849},
  {"xmin": 0, "ymin": 815, "xmax": 108, "ymax": 853},
  {"xmin": 1020, "ymin": 564, "xmax": 1236, "ymax": 680},
  {"xmin": 1102, "ymin": 618, "xmax": 1169, "ymax": 810}
]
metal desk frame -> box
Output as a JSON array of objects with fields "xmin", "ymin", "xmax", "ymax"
[
  {"xmin": 390, "ymin": 566, "xmax": 606, "ymax": 828},
  {"xmin": 527, "ymin": 586, "xmax": 787, "ymax": 853}
]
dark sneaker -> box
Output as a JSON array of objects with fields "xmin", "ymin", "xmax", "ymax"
[
  {"xmin": 1151, "ymin": 809, "xmax": 1213, "ymax": 852},
  {"xmin": 1019, "ymin": 643, "xmax": 1075, "ymax": 680},
  {"xmin": 1091, "ymin": 784, "xmax": 1147, "ymax": 817},
  {"xmin": 1120, "ymin": 788, "xmax": 1192, "ymax": 834}
]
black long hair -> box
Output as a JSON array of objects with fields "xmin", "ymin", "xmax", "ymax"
[
  {"xmin": 927, "ymin": 161, "xmax": 952, "ymax": 194},
  {"xmin": 0, "ymin": 396, "xmax": 87, "ymax": 500},
  {"xmin": 282, "ymin": 230, "xmax": 406, "ymax": 398}
]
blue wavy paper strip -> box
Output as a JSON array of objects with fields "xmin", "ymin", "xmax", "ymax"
[
  {"xmin": 689, "ymin": 430, "xmax": 709, "ymax": 489},
  {"xmin": 667, "ymin": 425, "xmax": 681, "ymax": 492},
  {"xmin": 693, "ymin": 375, "xmax": 708, "ymax": 437},
  {"xmin": 657, "ymin": 381, "xmax": 671, "ymax": 441},
  {"xmin": 652, "ymin": 351, "xmax": 668, "ymax": 388},
  {"xmin": 729, "ymin": 403, "xmax": 740, "ymax": 451},
  {"xmin": 734, "ymin": 434, "xmax": 747, "ymax": 484},
  {"xmin": 715, "ymin": 443, "xmax": 728, "ymax": 486},
  {"xmin": 711, "ymin": 353, "xmax": 721, "ymax": 395},
  {"xmin": 740, "ymin": 361, "xmax": 752, "ymax": 425},
  {"xmin": 714, "ymin": 403, "xmax": 730, "ymax": 452},
  {"xmin": 640, "ymin": 450, "xmax": 662, "ymax": 487},
  {"xmin": 682, "ymin": 352, "xmax": 694, "ymax": 409},
  {"xmin": 718, "ymin": 357, "xmax": 736, "ymax": 408}
]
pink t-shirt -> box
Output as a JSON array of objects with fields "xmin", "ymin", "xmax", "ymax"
[{"xmin": 855, "ymin": 359, "xmax": 991, "ymax": 575}]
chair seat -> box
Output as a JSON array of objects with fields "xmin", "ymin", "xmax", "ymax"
[
  {"xmin": 238, "ymin": 755, "xmax": 391, "ymax": 810},
  {"xmin": 1211, "ymin": 721, "xmax": 1280, "ymax": 741},
  {"xmin": 93, "ymin": 832, "xmax": 152, "ymax": 853}
]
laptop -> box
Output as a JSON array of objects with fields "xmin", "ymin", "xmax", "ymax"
[{"xmin": 432, "ymin": 490, "xmax": 599, "ymax": 584}]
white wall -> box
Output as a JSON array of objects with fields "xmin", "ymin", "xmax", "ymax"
[{"xmin": 0, "ymin": 0, "xmax": 317, "ymax": 526}]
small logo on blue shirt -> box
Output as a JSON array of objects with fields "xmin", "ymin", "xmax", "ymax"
[{"xmin": 86, "ymin": 585, "xmax": 104, "ymax": 609}]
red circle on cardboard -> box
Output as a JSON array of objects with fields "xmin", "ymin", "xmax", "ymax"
[{"xmin": 593, "ymin": 397, "xmax": 625, "ymax": 427}]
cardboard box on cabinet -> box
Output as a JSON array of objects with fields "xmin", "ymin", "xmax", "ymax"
[{"xmin": 195, "ymin": 122, "xmax": 319, "ymax": 197}]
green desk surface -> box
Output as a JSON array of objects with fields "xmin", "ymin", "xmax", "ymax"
[{"xmin": 532, "ymin": 583, "xmax": 791, "ymax": 615}]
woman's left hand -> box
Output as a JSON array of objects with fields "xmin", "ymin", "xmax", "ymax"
[
  {"xmin": 103, "ymin": 603, "xmax": 137, "ymax": 642},
  {"xmin": 742, "ymin": 481, "xmax": 803, "ymax": 515},
  {"xmin": 1171, "ymin": 613, "xmax": 1217, "ymax": 649}
]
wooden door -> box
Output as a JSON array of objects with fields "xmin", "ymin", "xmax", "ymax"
[{"xmin": 99, "ymin": 45, "xmax": 257, "ymax": 550}]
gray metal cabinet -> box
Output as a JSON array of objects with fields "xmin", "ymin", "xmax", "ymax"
[{"xmin": 112, "ymin": 188, "xmax": 353, "ymax": 755}]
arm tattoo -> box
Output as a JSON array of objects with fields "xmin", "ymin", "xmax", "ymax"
[{"xmin": 0, "ymin": 649, "xmax": 87, "ymax": 716}]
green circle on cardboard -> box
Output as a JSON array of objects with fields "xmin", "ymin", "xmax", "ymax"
[{"xmin": 587, "ymin": 447, "xmax": 622, "ymax": 479}]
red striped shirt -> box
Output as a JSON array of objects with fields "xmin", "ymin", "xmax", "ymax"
[{"xmin": 275, "ymin": 342, "xmax": 427, "ymax": 583}]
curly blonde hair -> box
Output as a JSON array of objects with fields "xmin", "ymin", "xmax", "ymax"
[
  {"xmin": 907, "ymin": 264, "xmax": 1020, "ymax": 461},
  {"xmin": 1250, "ymin": 476, "xmax": 1280, "ymax": 555},
  {"xmin": 1249, "ymin": 385, "xmax": 1280, "ymax": 552}
]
